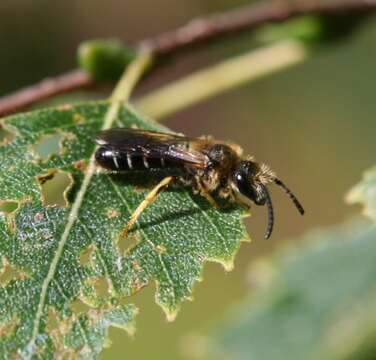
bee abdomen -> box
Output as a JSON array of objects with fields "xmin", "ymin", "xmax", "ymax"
[{"xmin": 95, "ymin": 146, "xmax": 174, "ymax": 171}]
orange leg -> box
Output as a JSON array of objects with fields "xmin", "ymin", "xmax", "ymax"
[
  {"xmin": 196, "ymin": 180, "xmax": 223, "ymax": 209},
  {"xmin": 122, "ymin": 176, "xmax": 174, "ymax": 238}
]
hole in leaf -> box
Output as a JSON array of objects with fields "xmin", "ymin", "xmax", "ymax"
[
  {"xmin": 0, "ymin": 257, "xmax": 28, "ymax": 286},
  {"xmin": 71, "ymin": 298, "xmax": 92, "ymax": 315},
  {"xmin": 80, "ymin": 279, "xmax": 107, "ymax": 308},
  {"xmin": 45, "ymin": 308, "xmax": 75, "ymax": 353},
  {"xmin": 46, "ymin": 308, "xmax": 60, "ymax": 333},
  {"xmin": 0, "ymin": 200, "xmax": 19, "ymax": 215},
  {"xmin": 32, "ymin": 132, "xmax": 64, "ymax": 161},
  {"xmin": 0, "ymin": 316, "xmax": 19, "ymax": 338},
  {"xmin": 116, "ymin": 233, "xmax": 140, "ymax": 257},
  {"xmin": 0, "ymin": 124, "xmax": 16, "ymax": 145},
  {"xmin": 37, "ymin": 169, "xmax": 74, "ymax": 207},
  {"xmin": 79, "ymin": 244, "xmax": 97, "ymax": 266},
  {"xmin": 93, "ymin": 276, "xmax": 111, "ymax": 299}
]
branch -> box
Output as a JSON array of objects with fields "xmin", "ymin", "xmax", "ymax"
[
  {"xmin": 0, "ymin": 0, "xmax": 375, "ymax": 116},
  {"xmin": 0, "ymin": 70, "xmax": 94, "ymax": 116},
  {"xmin": 140, "ymin": 0, "xmax": 376, "ymax": 56}
]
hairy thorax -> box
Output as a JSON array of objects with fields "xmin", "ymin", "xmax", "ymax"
[{"xmin": 188, "ymin": 142, "xmax": 243, "ymax": 200}]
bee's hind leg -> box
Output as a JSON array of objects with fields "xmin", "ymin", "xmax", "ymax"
[{"xmin": 122, "ymin": 176, "xmax": 175, "ymax": 238}]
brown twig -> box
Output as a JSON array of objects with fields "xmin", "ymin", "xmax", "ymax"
[
  {"xmin": 1, "ymin": 0, "xmax": 375, "ymax": 116},
  {"xmin": 140, "ymin": 0, "xmax": 376, "ymax": 56},
  {"xmin": 0, "ymin": 70, "xmax": 94, "ymax": 116}
]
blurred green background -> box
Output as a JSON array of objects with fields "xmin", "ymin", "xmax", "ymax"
[{"xmin": 1, "ymin": 1, "xmax": 375, "ymax": 359}]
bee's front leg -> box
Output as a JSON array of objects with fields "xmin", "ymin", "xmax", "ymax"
[{"xmin": 193, "ymin": 177, "xmax": 223, "ymax": 210}]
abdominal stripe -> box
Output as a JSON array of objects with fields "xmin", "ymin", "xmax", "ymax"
[
  {"xmin": 112, "ymin": 155, "xmax": 120, "ymax": 169},
  {"xmin": 143, "ymin": 156, "xmax": 150, "ymax": 169},
  {"xmin": 126, "ymin": 153, "xmax": 133, "ymax": 169},
  {"xmin": 106, "ymin": 151, "xmax": 173, "ymax": 171}
]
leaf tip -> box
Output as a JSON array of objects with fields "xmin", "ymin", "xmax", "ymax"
[
  {"xmin": 345, "ymin": 166, "xmax": 376, "ymax": 222},
  {"xmin": 122, "ymin": 305, "xmax": 139, "ymax": 337},
  {"xmin": 209, "ymin": 257, "xmax": 235, "ymax": 272},
  {"xmin": 164, "ymin": 307, "xmax": 178, "ymax": 322},
  {"xmin": 345, "ymin": 186, "xmax": 360, "ymax": 205},
  {"xmin": 241, "ymin": 234, "xmax": 252, "ymax": 243}
]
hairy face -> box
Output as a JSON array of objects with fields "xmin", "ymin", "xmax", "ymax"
[{"xmin": 232, "ymin": 161, "xmax": 274, "ymax": 205}]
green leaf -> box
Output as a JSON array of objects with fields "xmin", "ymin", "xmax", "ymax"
[
  {"xmin": 0, "ymin": 102, "xmax": 248, "ymax": 357},
  {"xmin": 204, "ymin": 220, "xmax": 376, "ymax": 360},
  {"xmin": 256, "ymin": 16, "xmax": 326, "ymax": 45},
  {"xmin": 78, "ymin": 39, "xmax": 137, "ymax": 82},
  {"xmin": 256, "ymin": 14, "xmax": 370, "ymax": 48},
  {"xmin": 347, "ymin": 166, "xmax": 376, "ymax": 222},
  {"xmin": 62, "ymin": 304, "xmax": 137, "ymax": 358}
]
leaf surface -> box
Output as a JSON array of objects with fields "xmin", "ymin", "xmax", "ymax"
[
  {"xmin": 0, "ymin": 102, "xmax": 248, "ymax": 357},
  {"xmin": 347, "ymin": 165, "xmax": 376, "ymax": 222},
  {"xmin": 205, "ymin": 220, "xmax": 376, "ymax": 360}
]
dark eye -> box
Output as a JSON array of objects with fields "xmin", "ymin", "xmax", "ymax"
[
  {"xmin": 233, "ymin": 168, "xmax": 266, "ymax": 205},
  {"xmin": 234, "ymin": 170, "xmax": 255, "ymax": 200}
]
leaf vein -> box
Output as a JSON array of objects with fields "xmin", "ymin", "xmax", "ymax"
[
  {"xmin": 53, "ymin": 279, "xmax": 94, "ymax": 356},
  {"xmin": 23, "ymin": 52, "xmax": 150, "ymax": 357}
]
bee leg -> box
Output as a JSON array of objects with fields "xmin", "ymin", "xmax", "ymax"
[
  {"xmin": 201, "ymin": 191, "xmax": 222, "ymax": 209},
  {"xmin": 196, "ymin": 180, "xmax": 222, "ymax": 209},
  {"xmin": 216, "ymin": 188, "xmax": 236, "ymax": 209},
  {"xmin": 122, "ymin": 176, "xmax": 175, "ymax": 238}
]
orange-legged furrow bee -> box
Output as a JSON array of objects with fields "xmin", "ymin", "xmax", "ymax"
[{"xmin": 95, "ymin": 128, "xmax": 304, "ymax": 239}]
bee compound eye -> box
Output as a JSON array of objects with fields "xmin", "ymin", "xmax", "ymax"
[
  {"xmin": 233, "ymin": 170, "xmax": 254, "ymax": 201},
  {"xmin": 235, "ymin": 172, "xmax": 243, "ymax": 182},
  {"xmin": 233, "ymin": 167, "xmax": 267, "ymax": 206}
]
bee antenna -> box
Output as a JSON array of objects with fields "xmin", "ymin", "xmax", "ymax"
[
  {"xmin": 274, "ymin": 178, "xmax": 305, "ymax": 215},
  {"xmin": 262, "ymin": 185, "xmax": 274, "ymax": 240}
]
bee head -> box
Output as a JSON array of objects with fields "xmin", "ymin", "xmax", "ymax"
[{"xmin": 233, "ymin": 161, "xmax": 304, "ymax": 239}]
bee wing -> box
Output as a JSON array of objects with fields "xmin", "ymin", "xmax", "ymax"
[{"xmin": 96, "ymin": 128, "xmax": 210, "ymax": 168}]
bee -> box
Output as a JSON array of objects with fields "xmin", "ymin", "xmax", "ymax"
[{"xmin": 95, "ymin": 128, "xmax": 304, "ymax": 239}]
